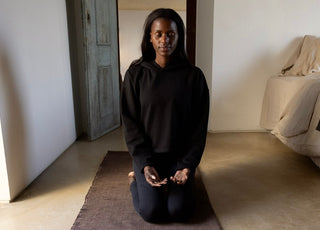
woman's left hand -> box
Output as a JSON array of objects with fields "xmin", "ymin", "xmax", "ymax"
[{"xmin": 170, "ymin": 168, "xmax": 190, "ymax": 185}]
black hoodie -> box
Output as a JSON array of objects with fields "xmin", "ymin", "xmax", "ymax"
[{"xmin": 121, "ymin": 60, "xmax": 209, "ymax": 172}]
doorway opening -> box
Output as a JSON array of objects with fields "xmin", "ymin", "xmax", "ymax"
[{"xmin": 66, "ymin": 0, "xmax": 197, "ymax": 139}]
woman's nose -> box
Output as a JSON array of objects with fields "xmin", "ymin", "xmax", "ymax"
[{"xmin": 160, "ymin": 34, "xmax": 169, "ymax": 43}]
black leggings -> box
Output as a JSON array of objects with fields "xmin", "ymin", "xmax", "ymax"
[{"xmin": 130, "ymin": 157, "xmax": 195, "ymax": 223}]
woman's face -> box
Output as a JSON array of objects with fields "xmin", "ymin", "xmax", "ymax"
[{"xmin": 150, "ymin": 18, "xmax": 178, "ymax": 59}]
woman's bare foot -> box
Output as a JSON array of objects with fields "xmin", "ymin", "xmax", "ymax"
[{"xmin": 128, "ymin": 171, "xmax": 135, "ymax": 185}]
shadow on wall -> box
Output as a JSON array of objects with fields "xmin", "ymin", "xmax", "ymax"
[{"xmin": 0, "ymin": 46, "xmax": 27, "ymax": 201}]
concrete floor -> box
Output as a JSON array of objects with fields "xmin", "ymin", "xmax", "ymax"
[
  {"xmin": 200, "ymin": 132, "xmax": 320, "ymax": 230},
  {"xmin": 0, "ymin": 128, "xmax": 320, "ymax": 229}
]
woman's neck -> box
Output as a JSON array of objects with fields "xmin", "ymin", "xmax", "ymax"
[{"xmin": 155, "ymin": 56, "xmax": 171, "ymax": 68}]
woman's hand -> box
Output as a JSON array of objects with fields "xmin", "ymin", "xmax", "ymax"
[
  {"xmin": 144, "ymin": 166, "xmax": 167, "ymax": 187},
  {"xmin": 170, "ymin": 168, "xmax": 190, "ymax": 185}
]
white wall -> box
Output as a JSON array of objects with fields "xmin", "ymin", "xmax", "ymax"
[
  {"xmin": 118, "ymin": 10, "xmax": 186, "ymax": 79},
  {"xmin": 0, "ymin": 0, "xmax": 76, "ymax": 201},
  {"xmin": 0, "ymin": 120, "xmax": 10, "ymax": 202},
  {"xmin": 196, "ymin": 0, "xmax": 214, "ymax": 131},
  {"xmin": 197, "ymin": 0, "xmax": 320, "ymax": 132}
]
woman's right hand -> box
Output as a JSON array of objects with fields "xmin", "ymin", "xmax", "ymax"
[{"xmin": 144, "ymin": 166, "xmax": 167, "ymax": 187}]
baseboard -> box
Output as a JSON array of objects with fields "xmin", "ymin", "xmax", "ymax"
[{"xmin": 0, "ymin": 200, "xmax": 10, "ymax": 204}]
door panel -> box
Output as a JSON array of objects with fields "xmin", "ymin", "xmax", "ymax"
[
  {"xmin": 95, "ymin": 0, "xmax": 111, "ymax": 45},
  {"xmin": 98, "ymin": 66, "xmax": 114, "ymax": 117},
  {"xmin": 83, "ymin": 0, "xmax": 120, "ymax": 140}
]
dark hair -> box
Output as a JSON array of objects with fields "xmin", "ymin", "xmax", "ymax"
[{"xmin": 137, "ymin": 8, "xmax": 189, "ymax": 63}]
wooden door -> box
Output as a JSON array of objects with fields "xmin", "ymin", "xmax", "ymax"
[{"xmin": 82, "ymin": 0, "xmax": 120, "ymax": 140}]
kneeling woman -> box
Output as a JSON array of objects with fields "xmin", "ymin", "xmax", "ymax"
[{"xmin": 121, "ymin": 8, "xmax": 209, "ymax": 223}]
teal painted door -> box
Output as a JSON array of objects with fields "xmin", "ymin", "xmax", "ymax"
[{"xmin": 82, "ymin": 0, "xmax": 120, "ymax": 140}]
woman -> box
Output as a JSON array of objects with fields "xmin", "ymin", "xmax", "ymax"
[{"xmin": 121, "ymin": 8, "xmax": 209, "ymax": 223}]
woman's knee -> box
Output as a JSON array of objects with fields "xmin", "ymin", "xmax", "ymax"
[
  {"xmin": 167, "ymin": 193, "xmax": 195, "ymax": 222},
  {"xmin": 168, "ymin": 202, "xmax": 188, "ymax": 221},
  {"xmin": 139, "ymin": 202, "xmax": 165, "ymax": 223},
  {"xmin": 168, "ymin": 204, "xmax": 194, "ymax": 222}
]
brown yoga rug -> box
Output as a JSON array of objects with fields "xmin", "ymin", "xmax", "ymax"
[{"xmin": 72, "ymin": 151, "xmax": 221, "ymax": 230}]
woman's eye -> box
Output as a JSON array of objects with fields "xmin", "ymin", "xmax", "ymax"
[
  {"xmin": 168, "ymin": 32, "xmax": 175, "ymax": 37},
  {"xmin": 155, "ymin": 32, "xmax": 162, "ymax": 38}
]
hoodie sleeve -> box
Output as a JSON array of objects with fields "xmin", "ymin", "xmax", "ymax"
[
  {"xmin": 121, "ymin": 68, "xmax": 153, "ymax": 172},
  {"xmin": 177, "ymin": 70, "xmax": 210, "ymax": 171}
]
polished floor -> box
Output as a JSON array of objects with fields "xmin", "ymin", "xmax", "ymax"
[{"xmin": 0, "ymin": 128, "xmax": 320, "ymax": 229}]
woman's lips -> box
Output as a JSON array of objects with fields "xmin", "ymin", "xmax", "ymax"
[{"xmin": 159, "ymin": 46, "xmax": 171, "ymax": 51}]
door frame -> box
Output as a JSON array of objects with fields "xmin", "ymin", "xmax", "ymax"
[
  {"xmin": 66, "ymin": 0, "xmax": 197, "ymax": 138},
  {"xmin": 186, "ymin": 0, "xmax": 197, "ymax": 65}
]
